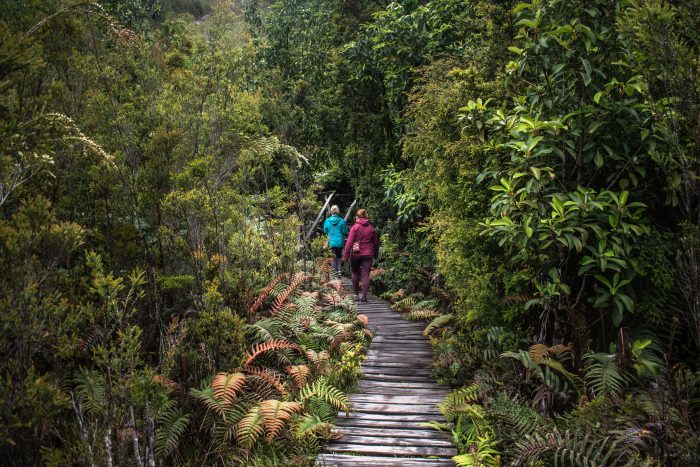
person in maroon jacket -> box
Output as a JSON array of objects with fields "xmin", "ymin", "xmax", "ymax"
[{"xmin": 342, "ymin": 209, "xmax": 380, "ymax": 302}]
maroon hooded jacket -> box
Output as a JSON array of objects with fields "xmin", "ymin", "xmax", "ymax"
[{"xmin": 343, "ymin": 218, "xmax": 379, "ymax": 261}]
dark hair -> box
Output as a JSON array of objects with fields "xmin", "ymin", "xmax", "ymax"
[{"xmin": 356, "ymin": 209, "xmax": 368, "ymax": 219}]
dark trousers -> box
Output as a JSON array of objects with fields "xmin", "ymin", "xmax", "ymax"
[
  {"xmin": 330, "ymin": 247, "xmax": 343, "ymax": 273},
  {"xmin": 350, "ymin": 256, "xmax": 373, "ymax": 300}
]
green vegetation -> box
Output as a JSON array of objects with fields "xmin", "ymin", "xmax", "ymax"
[{"xmin": 2, "ymin": 0, "xmax": 699, "ymax": 464}]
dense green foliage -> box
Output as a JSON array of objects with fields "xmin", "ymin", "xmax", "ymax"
[{"xmin": 2, "ymin": 0, "xmax": 699, "ymax": 464}]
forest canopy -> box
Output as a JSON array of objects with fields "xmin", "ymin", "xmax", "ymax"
[{"xmin": 1, "ymin": 0, "xmax": 699, "ymax": 464}]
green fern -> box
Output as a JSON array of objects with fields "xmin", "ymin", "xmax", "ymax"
[
  {"xmin": 292, "ymin": 413, "xmax": 335, "ymax": 439},
  {"xmin": 73, "ymin": 368, "xmax": 106, "ymax": 416},
  {"xmin": 424, "ymin": 314, "xmax": 454, "ymax": 336},
  {"xmin": 298, "ymin": 378, "xmax": 350, "ymax": 412},
  {"xmin": 154, "ymin": 402, "xmax": 191, "ymax": 459},
  {"xmin": 583, "ymin": 352, "xmax": 627, "ymax": 399},
  {"xmin": 453, "ymin": 433, "xmax": 501, "ymax": 467},
  {"xmin": 513, "ymin": 428, "xmax": 636, "ymax": 466},
  {"xmin": 237, "ymin": 404, "xmax": 265, "ymax": 450}
]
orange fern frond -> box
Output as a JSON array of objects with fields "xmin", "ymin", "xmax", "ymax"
[
  {"xmin": 369, "ymin": 268, "xmax": 386, "ymax": 280},
  {"xmin": 286, "ymin": 365, "xmax": 310, "ymax": 388},
  {"xmin": 322, "ymin": 291, "xmax": 343, "ymax": 306},
  {"xmin": 529, "ymin": 343, "xmax": 574, "ymax": 363},
  {"xmin": 212, "ymin": 372, "xmax": 246, "ymax": 405},
  {"xmin": 356, "ymin": 314, "xmax": 369, "ymax": 326},
  {"xmin": 270, "ymin": 272, "xmax": 306, "ymax": 316},
  {"xmin": 324, "ymin": 279, "xmax": 342, "ymax": 292},
  {"xmin": 500, "ymin": 293, "xmax": 532, "ymax": 305},
  {"xmin": 249, "ymin": 273, "xmax": 287, "ymax": 315},
  {"xmin": 245, "ymin": 339, "xmax": 301, "ymax": 366},
  {"xmin": 243, "ymin": 366, "xmax": 287, "ymax": 397},
  {"xmin": 153, "ymin": 374, "xmax": 181, "ymax": 393},
  {"xmin": 259, "ymin": 400, "xmax": 303, "ymax": 442},
  {"xmin": 330, "ymin": 332, "xmax": 350, "ymax": 350}
]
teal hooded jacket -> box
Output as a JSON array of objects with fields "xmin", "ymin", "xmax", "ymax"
[{"xmin": 323, "ymin": 214, "xmax": 349, "ymax": 248}]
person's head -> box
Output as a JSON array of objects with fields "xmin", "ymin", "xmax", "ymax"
[
  {"xmin": 356, "ymin": 209, "xmax": 368, "ymax": 219},
  {"xmin": 330, "ymin": 205, "xmax": 340, "ymax": 215}
]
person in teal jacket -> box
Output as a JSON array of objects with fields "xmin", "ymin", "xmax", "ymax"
[{"xmin": 323, "ymin": 205, "xmax": 349, "ymax": 274}]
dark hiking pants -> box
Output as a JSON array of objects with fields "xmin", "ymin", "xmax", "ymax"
[
  {"xmin": 350, "ymin": 256, "xmax": 373, "ymax": 300},
  {"xmin": 331, "ymin": 247, "xmax": 343, "ymax": 273}
]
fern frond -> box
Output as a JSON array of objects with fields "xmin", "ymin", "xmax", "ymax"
[
  {"xmin": 73, "ymin": 368, "xmax": 106, "ymax": 416},
  {"xmin": 259, "ymin": 399, "xmax": 303, "ymax": 442},
  {"xmin": 298, "ymin": 378, "xmax": 350, "ymax": 412},
  {"xmin": 513, "ymin": 428, "xmax": 635, "ymax": 466},
  {"xmin": 271, "ymin": 272, "xmax": 306, "ymax": 316},
  {"xmin": 392, "ymin": 297, "xmax": 415, "ymax": 313},
  {"xmin": 190, "ymin": 385, "xmax": 228, "ymax": 419},
  {"xmin": 237, "ymin": 405, "xmax": 265, "ymax": 450},
  {"xmin": 249, "ymin": 273, "xmax": 287, "ymax": 315},
  {"xmin": 242, "ymin": 366, "xmax": 287, "ymax": 398},
  {"xmin": 407, "ymin": 308, "xmax": 440, "ymax": 320},
  {"xmin": 322, "ymin": 291, "xmax": 343, "ymax": 307},
  {"xmin": 212, "ymin": 372, "xmax": 246, "ymax": 405},
  {"xmin": 583, "ymin": 352, "xmax": 627, "ymax": 399},
  {"xmin": 153, "ymin": 374, "xmax": 181, "ymax": 393},
  {"xmin": 154, "ymin": 405, "xmax": 190, "ymax": 459},
  {"xmin": 424, "ymin": 314, "xmax": 454, "ymax": 336},
  {"xmin": 292, "ymin": 413, "xmax": 334, "ymax": 439},
  {"xmin": 244, "ymin": 339, "xmax": 301, "ymax": 366},
  {"xmin": 324, "ymin": 279, "xmax": 342, "ymax": 292},
  {"xmin": 286, "ymin": 365, "xmax": 310, "ymax": 389},
  {"xmin": 356, "ymin": 314, "xmax": 369, "ymax": 326}
]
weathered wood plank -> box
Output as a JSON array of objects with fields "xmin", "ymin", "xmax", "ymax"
[
  {"xmin": 318, "ymin": 454, "xmax": 455, "ymax": 466},
  {"xmin": 336, "ymin": 427, "xmax": 450, "ymax": 439},
  {"xmin": 350, "ymin": 394, "xmax": 446, "ymax": 404},
  {"xmin": 325, "ymin": 443, "xmax": 456, "ymax": 457},
  {"xmin": 338, "ymin": 434, "xmax": 453, "ymax": 447}
]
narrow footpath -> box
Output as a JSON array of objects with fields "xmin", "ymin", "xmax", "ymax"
[{"xmin": 317, "ymin": 281, "xmax": 456, "ymax": 466}]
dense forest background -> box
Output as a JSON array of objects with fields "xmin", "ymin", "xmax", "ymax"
[{"xmin": 1, "ymin": 0, "xmax": 699, "ymax": 465}]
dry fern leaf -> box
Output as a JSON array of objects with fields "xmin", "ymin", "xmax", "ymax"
[
  {"xmin": 407, "ymin": 308, "xmax": 440, "ymax": 320},
  {"xmin": 322, "ymin": 291, "xmax": 343, "ymax": 306},
  {"xmin": 369, "ymin": 268, "xmax": 386, "ymax": 279},
  {"xmin": 330, "ymin": 332, "xmax": 350, "ymax": 350},
  {"xmin": 324, "ymin": 279, "xmax": 342, "ymax": 292},
  {"xmin": 244, "ymin": 339, "xmax": 301, "ymax": 366},
  {"xmin": 249, "ymin": 273, "xmax": 287, "ymax": 315},
  {"xmin": 286, "ymin": 365, "xmax": 310, "ymax": 388},
  {"xmin": 271, "ymin": 272, "xmax": 306, "ymax": 316},
  {"xmin": 212, "ymin": 372, "xmax": 246, "ymax": 405},
  {"xmin": 356, "ymin": 314, "xmax": 369, "ymax": 326},
  {"xmin": 243, "ymin": 366, "xmax": 287, "ymax": 397},
  {"xmin": 260, "ymin": 400, "xmax": 303, "ymax": 442},
  {"xmin": 153, "ymin": 374, "xmax": 181, "ymax": 393}
]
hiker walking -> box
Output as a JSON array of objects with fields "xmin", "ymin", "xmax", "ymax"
[
  {"xmin": 343, "ymin": 209, "xmax": 379, "ymax": 302},
  {"xmin": 323, "ymin": 205, "xmax": 349, "ymax": 274}
]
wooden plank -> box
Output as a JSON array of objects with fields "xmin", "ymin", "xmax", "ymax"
[
  {"xmin": 360, "ymin": 379, "xmax": 447, "ymax": 389},
  {"xmin": 337, "ymin": 434, "xmax": 453, "ymax": 448},
  {"xmin": 349, "ymin": 402, "xmax": 441, "ymax": 414},
  {"xmin": 336, "ymin": 427, "xmax": 450, "ymax": 439},
  {"xmin": 337, "ymin": 412, "xmax": 440, "ymax": 422},
  {"xmin": 334, "ymin": 418, "xmax": 440, "ymax": 429},
  {"xmin": 317, "ymin": 454, "xmax": 455, "ymax": 466},
  {"xmin": 363, "ymin": 361, "xmax": 432, "ymax": 369},
  {"xmin": 350, "ymin": 394, "xmax": 445, "ymax": 404},
  {"xmin": 325, "ymin": 443, "xmax": 456, "ymax": 457}
]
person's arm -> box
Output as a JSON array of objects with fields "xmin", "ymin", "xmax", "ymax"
[
  {"xmin": 342, "ymin": 220, "xmax": 349, "ymax": 238},
  {"xmin": 343, "ymin": 225, "xmax": 356, "ymax": 261},
  {"xmin": 323, "ymin": 218, "xmax": 329, "ymax": 235}
]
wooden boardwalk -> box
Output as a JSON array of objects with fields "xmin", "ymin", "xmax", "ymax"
[{"xmin": 317, "ymin": 283, "xmax": 456, "ymax": 466}]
